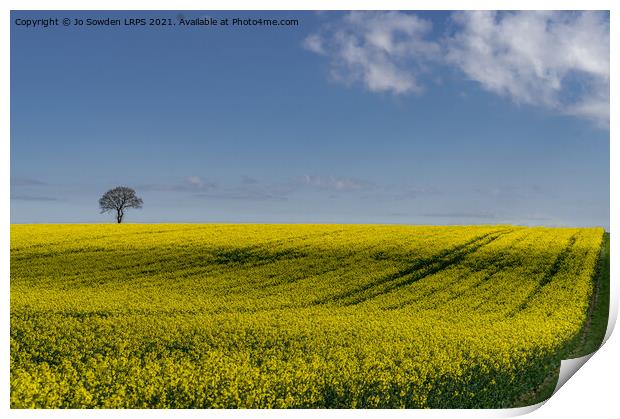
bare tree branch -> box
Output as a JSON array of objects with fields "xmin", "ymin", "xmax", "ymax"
[{"xmin": 99, "ymin": 186, "xmax": 143, "ymax": 223}]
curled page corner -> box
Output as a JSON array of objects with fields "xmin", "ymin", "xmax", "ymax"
[
  {"xmin": 546, "ymin": 312, "xmax": 613, "ymax": 400},
  {"xmin": 494, "ymin": 352, "xmax": 600, "ymax": 416},
  {"xmin": 604, "ymin": 288, "xmax": 617, "ymax": 343},
  {"xmin": 496, "ymin": 401, "xmax": 547, "ymax": 417},
  {"xmin": 604, "ymin": 313, "xmax": 616, "ymax": 342},
  {"xmin": 495, "ymin": 351, "xmax": 600, "ymax": 416},
  {"xmin": 548, "ymin": 302, "xmax": 614, "ymax": 400},
  {"xmin": 549, "ymin": 231, "xmax": 615, "ymax": 402},
  {"xmin": 554, "ymin": 353, "xmax": 595, "ymax": 394}
]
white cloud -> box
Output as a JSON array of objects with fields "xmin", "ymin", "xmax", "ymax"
[
  {"xmin": 445, "ymin": 11, "xmax": 609, "ymax": 126},
  {"xmin": 187, "ymin": 175, "xmax": 204, "ymax": 188},
  {"xmin": 141, "ymin": 176, "xmax": 217, "ymax": 192},
  {"xmin": 11, "ymin": 177, "xmax": 47, "ymax": 187},
  {"xmin": 305, "ymin": 11, "xmax": 609, "ymax": 127},
  {"xmin": 303, "ymin": 11, "xmax": 440, "ymax": 94},
  {"xmin": 299, "ymin": 175, "xmax": 373, "ymax": 192},
  {"xmin": 303, "ymin": 34, "xmax": 325, "ymax": 55},
  {"xmin": 186, "ymin": 175, "xmax": 216, "ymax": 190}
]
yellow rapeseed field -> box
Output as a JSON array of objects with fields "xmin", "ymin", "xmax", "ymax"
[{"xmin": 10, "ymin": 224, "xmax": 605, "ymax": 408}]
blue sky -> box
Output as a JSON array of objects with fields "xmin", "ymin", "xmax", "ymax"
[{"xmin": 10, "ymin": 11, "xmax": 609, "ymax": 228}]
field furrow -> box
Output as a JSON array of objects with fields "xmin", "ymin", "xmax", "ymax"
[{"xmin": 10, "ymin": 224, "xmax": 606, "ymax": 408}]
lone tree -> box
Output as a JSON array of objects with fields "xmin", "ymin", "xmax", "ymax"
[{"xmin": 99, "ymin": 186, "xmax": 143, "ymax": 223}]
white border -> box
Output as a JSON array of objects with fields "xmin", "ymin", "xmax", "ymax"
[{"xmin": 2, "ymin": 1, "xmax": 616, "ymax": 418}]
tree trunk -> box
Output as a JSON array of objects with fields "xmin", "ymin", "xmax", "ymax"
[{"xmin": 117, "ymin": 209, "xmax": 123, "ymax": 223}]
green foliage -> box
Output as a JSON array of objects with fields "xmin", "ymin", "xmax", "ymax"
[{"xmin": 10, "ymin": 224, "xmax": 605, "ymax": 408}]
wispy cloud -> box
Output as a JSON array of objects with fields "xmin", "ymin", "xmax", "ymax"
[
  {"xmin": 420, "ymin": 211, "xmax": 497, "ymax": 220},
  {"xmin": 473, "ymin": 184, "xmax": 546, "ymax": 202},
  {"xmin": 11, "ymin": 177, "xmax": 47, "ymax": 187},
  {"xmin": 297, "ymin": 175, "xmax": 374, "ymax": 192},
  {"xmin": 141, "ymin": 174, "xmax": 433, "ymax": 203},
  {"xmin": 305, "ymin": 11, "xmax": 609, "ymax": 126},
  {"xmin": 195, "ymin": 176, "xmax": 292, "ymax": 201},
  {"xmin": 241, "ymin": 175, "xmax": 259, "ymax": 185},
  {"xmin": 446, "ymin": 11, "xmax": 609, "ymax": 126},
  {"xmin": 193, "ymin": 174, "xmax": 376, "ymax": 200},
  {"xmin": 186, "ymin": 175, "xmax": 215, "ymax": 190},
  {"xmin": 11, "ymin": 195, "xmax": 57, "ymax": 202},
  {"xmin": 389, "ymin": 186, "xmax": 442, "ymax": 200},
  {"xmin": 139, "ymin": 176, "xmax": 217, "ymax": 193},
  {"xmin": 195, "ymin": 190, "xmax": 287, "ymax": 201},
  {"xmin": 303, "ymin": 11, "xmax": 440, "ymax": 94},
  {"xmin": 139, "ymin": 184, "xmax": 191, "ymax": 192},
  {"xmin": 358, "ymin": 184, "xmax": 442, "ymax": 202}
]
